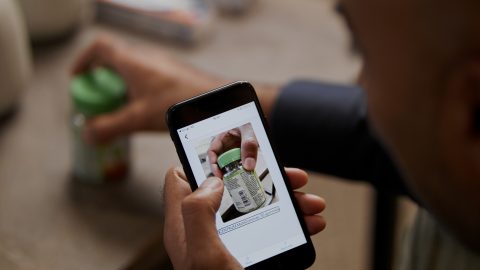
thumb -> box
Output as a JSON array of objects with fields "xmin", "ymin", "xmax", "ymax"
[
  {"xmin": 85, "ymin": 102, "xmax": 146, "ymax": 143},
  {"xmin": 240, "ymin": 132, "xmax": 258, "ymax": 171},
  {"xmin": 182, "ymin": 177, "xmax": 224, "ymax": 251}
]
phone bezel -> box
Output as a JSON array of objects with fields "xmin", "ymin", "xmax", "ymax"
[{"xmin": 166, "ymin": 81, "xmax": 316, "ymax": 270}]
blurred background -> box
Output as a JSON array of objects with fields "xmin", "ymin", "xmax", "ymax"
[{"xmin": 0, "ymin": 0, "xmax": 417, "ymax": 269}]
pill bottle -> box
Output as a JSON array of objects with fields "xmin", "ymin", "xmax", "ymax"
[
  {"xmin": 217, "ymin": 148, "xmax": 267, "ymax": 213},
  {"xmin": 70, "ymin": 67, "xmax": 130, "ymax": 184}
]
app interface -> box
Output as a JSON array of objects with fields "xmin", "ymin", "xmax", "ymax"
[{"xmin": 178, "ymin": 102, "xmax": 306, "ymax": 267}]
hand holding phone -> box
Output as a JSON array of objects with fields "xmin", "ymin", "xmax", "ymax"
[
  {"xmin": 164, "ymin": 168, "xmax": 243, "ymax": 270},
  {"xmin": 164, "ymin": 167, "xmax": 325, "ymax": 270},
  {"xmin": 165, "ymin": 82, "xmax": 323, "ymax": 269}
]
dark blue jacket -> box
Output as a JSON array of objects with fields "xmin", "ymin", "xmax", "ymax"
[{"xmin": 270, "ymin": 81, "xmax": 413, "ymax": 199}]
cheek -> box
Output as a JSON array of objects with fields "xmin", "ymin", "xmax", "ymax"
[
  {"xmin": 364, "ymin": 70, "xmax": 440, "ymax": 184},
  {"xmin": 364, "ymin": 79, "xmax": 402, "ymax": 143},
  {"xmin": 360, "ymin": 58, "xmax": 419, "ymax": 149}
]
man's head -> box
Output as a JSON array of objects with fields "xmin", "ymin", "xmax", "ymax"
[{"xmin": 339, "ymin": 0, "xmax": 480, "ymax": 251}]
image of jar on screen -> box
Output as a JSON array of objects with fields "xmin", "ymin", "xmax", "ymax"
[
  {"xmin": 218, "ymin": 147, "xmax": 267, "ymax": 213},
  {"xmin": 195, "ymin": 123, "xmax": 278, "ymax": 223}
]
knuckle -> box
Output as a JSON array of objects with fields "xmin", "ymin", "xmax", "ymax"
[
  {"xmin": 164, "ymin": 167, "xmax": 185, "ymax": 188},
  {"xmin": 166, "ymin": 166, "xmax": 177, "ymax": 177},
  {"xmin": 165, "ymin": 167, "xmax": 180, "ymax": 180},
  {"xmin": 242, "ymin": 137, "xmax": 258, "ymax": 149},
  {"xmin": 181, "ymin": 195, "xmax": 208, "ymax": 216},
  {"xmin": 172, "ymin": 166, "xmax": 184, "ymax": 177}
]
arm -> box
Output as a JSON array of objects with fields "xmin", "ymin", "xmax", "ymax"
[
  {"xmin": 269, "ymin": 81, "xmax": 413, "ymax": 198},
  {"xmin": 72, "ymin": 36, "xmax": 279, "ymax": 144},
  {"xmin": 73, "ymin": 37, "xmax": 408, "ymax": 197}
]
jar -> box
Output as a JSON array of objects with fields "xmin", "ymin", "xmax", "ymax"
[
  {"xmin": 217, "ymin": 148, "xmax": 267, "ymax": 213},
  {"xmin": 70, "ymin": 67, "xmax": 130, "ymax": 184}
]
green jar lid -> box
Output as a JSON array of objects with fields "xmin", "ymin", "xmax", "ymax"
[
  {"xmin": 217, "ymin": 148, "xmax": 241, "ymax": 169},
  {"xmin": 70, "ymin": 67, "xmax": 126, "ymax": 117}
]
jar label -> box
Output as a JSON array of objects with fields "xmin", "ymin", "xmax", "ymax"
[
  {"xmin": 224, "ymin": 169, "xmax": 267, "ymax": 213},
  {"xmin": 72, "ymin": 125, "xmax": 129, "ymax": 183}
]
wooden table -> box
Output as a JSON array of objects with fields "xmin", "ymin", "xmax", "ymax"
[{"xmin": 0, "ymin": 1, "xmax": 370, "ymax": 269}]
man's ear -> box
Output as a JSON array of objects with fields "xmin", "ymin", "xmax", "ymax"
[
  {"xmin": 475, "ymin": 106, "xmax": 480, "ymax": 133},
  {"xmin": 468, "ymin": 62, "xmax": 480, "ymax": 135},
  {"xmin": 442, "ymin": 60, "xmax": 480, "ymax": 138},
  {"xmin": 436, "ymin": 59, "xmax": 480, "ymax": 181},
  {"xmin": 437, "ymin": 59, "xmax": 480, "ymax": 252}
]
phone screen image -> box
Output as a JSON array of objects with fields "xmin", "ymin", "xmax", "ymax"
[{"xmin": 177, "ymin": 101, "xmax": 308, "ymax": 268}]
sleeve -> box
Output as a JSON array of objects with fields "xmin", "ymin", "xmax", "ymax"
[{"xmin": 269, "ymin": 80, "xmax": 413, "ymax": 198}]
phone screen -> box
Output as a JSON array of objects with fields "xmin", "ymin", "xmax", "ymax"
[{"xmin": 176, "ymin": 101, "xmax": 307, "ymax": 268}]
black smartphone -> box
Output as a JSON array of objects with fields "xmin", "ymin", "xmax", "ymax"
[{"xmin": 166, "ymin": 81, "xmax": 316, "ymax": 269}]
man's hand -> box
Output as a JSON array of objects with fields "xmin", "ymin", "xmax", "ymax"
[
  {"xmin": 72, "ymin": 36, "xmax": 281, "ymax": 144},
  {"xmin": 164, "ymin": 168, "xmax": 243, "ymax": 270},
  {"xmin": 208, "ymin": 123, "xmax": 258, "ymax": 178},
  {"xmin": 163, "ymin": 167, "xmax": 326, "ymax": 270},
  {"xmin": 72, "ymin": 35, "xmax": 224, "ymax": 143}
]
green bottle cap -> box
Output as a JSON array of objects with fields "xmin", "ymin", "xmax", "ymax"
[
  {"xmin": 217, "ymin": 148, "xmax": 241, "ymax": 169},
  {"xmin": 70, "ymin": 67, "xmax": 126, "ymax": 117}
]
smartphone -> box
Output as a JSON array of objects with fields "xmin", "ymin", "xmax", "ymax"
[{"xmin": 166, "ymin": 81, "xmax": 316, "ymax": 269}]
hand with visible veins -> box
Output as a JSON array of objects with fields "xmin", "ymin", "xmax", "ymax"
[
  {"xmin": 208, "ymin": 123, "xmax": 258, "ymax": 178},
  {"xmin": 163, "ymin": 167, "xmax": 326, "ymax": 270},
  {"xmin": 72, "ymin": 35, "xmax": 226, "ymax": 143},
  {"xmin": 71, "ymin": 35, "xmax": 280, "ymax": 144}
]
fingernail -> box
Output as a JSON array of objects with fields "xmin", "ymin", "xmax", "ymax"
[
  {"xmin": 202, "ymin": 177, "xmax": 223, "ymax": 190},
  {"xmin": 243, "ymin": 157, "xmax": 256, "ymax": 171}
]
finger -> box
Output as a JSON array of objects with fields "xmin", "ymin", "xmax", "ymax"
[
  {"xmin": 85, "ymin": 101, "xmax": 148, "ymax": 143},
  {"xmin": 207, "ymin": 133, "xmax": 227, "ymax": 178},
  {"xmin": 210, "ymin": 163, "xmax": 223, "ymax": 179},
  {"xmin": 240, "ymin": 134, "xmax": 258, "ymax": 171},
  {"xmin": 182, "ymin": 177, "xmax": 225, "ymax": 252},
  {"xmin": 72, "ymin": 36, "xmax": 117, "ymax": 74},
  {"xmin": 163, "ymin": 167, "xmax": 192, "ymax": 264},
  {"xmin": 294, "ymin": 191, "xmax": 326, "ymax": 215},
  {"xmin": 207, "ymin": 149, "xmax": 222, "ymax": 178},
  {"xmin": 209, "ymin": 130, "xmax": 242, "ymax": 155},
  {"xmin": 304, "ymin": 215, "xmax": 327, "ymax": 235},
  {"xmin": 72, "ymin": 34, "xmax": 125, "ymax": 74},
  {"xmin": 285, "ymin": 167, "xmax": 309, "ymax": 189},
  {"xmin": 208, "ymin": 131, "xmax": 241, "ymax": 159},
  {"xmin": 207, "ymin": 131, "xmax": 240, "ymax": 178}
]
